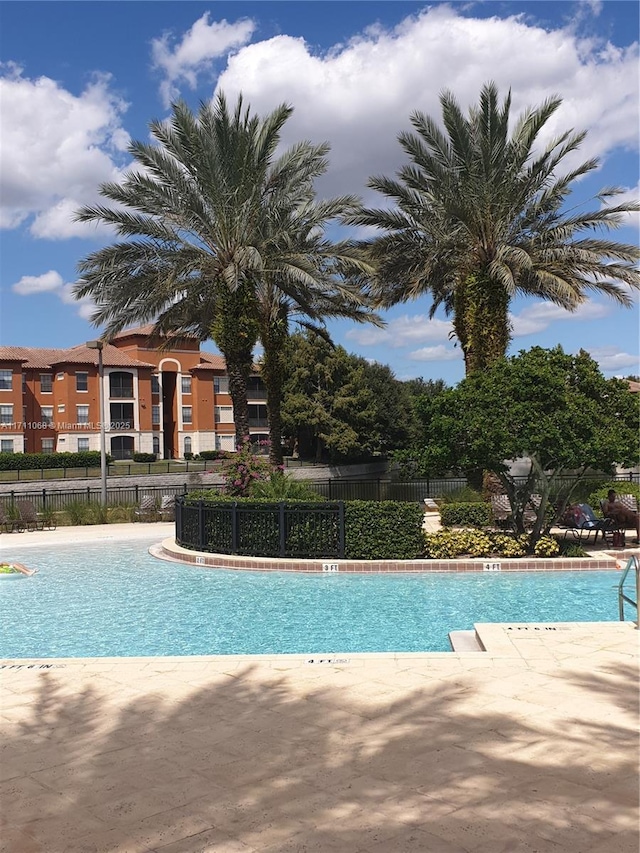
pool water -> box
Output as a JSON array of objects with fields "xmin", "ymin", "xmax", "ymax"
[{"xmin": 0, "ymin": 540, "xmax": 625, "ymax": 657}]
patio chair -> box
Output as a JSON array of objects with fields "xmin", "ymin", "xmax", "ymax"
[
  {"xmin": 134, "ymin": 494, "xmax": 158, "ymax": 522},
  {"xmin": 490, "ymin": 494, "xmax": 512, "ymax": 525},
  {"xmin": 561, "ymin": 503, "xmax": 615, "ymax": 545},
  {"xmin": 0, "ymin": 503, "xmax": 24, "ymax": 533},
  {"xmin": 16, "ymin": 500, "xmax": 45, "ymax": 532},
  {"xmin": 159, "ymin": 495, "xmax": 175, "ymax": 521}
]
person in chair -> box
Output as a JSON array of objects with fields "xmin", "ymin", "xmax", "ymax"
[{"xmin": 602, "ymin": 490, "xmax": 640, "ymax": 542}]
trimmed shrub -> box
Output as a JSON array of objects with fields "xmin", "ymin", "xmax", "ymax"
[
  {"xmin": 198, "ymin": 450, "xmax": 229, "ymax": 460},
  {"xmin": 344, "ymin": 501, "xmax": 425, "ymax": 560},
  {"xmin": 439, "ymin": 502, "xmax": 492, "ymax": 529},
  {"xmin": 0, "ymin": 451, "xmax": 111, "ymax": 471},
  {"xmin": 534, "ymin": 536, "xmax": 560, "ymax": 557},
  {"xmin": 424, "ymin": 530, "xmax": 533, "ymax": 559},
  {"xmin": 132, "ymin": 452, "xmax": 156, "ymax": 463}
]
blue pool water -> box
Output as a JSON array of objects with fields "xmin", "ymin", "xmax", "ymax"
[{"xmin": 0, "ymin": 539, "xmax": 626, "ymax": 657}]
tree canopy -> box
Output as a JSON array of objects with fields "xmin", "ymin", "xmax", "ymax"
[
  {"xmin": 406, "ymin": 346, "xmax": 639, "ymax": 537},
  {"xmin": 349, "ymin": 82, "xmax": 640, "ymax": 374}
]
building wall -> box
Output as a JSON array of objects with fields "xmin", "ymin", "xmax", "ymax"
[{"xmin": 0, "ymin": 333, "xmax": 267, "ymax": 459}]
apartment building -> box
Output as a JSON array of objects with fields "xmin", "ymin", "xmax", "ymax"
[{"xmin": 0, "ymin": 326, "xmax": 268, "ymax": 459}]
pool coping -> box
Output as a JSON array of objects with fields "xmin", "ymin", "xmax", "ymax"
[{"xmin": 154, "ymin": 537, "xmax": 637, "ymax": 573}]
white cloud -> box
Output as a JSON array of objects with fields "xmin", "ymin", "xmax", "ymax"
[
  {"xmin": 12, "ymin": 270, "xmax": 94, "ymax": 319},
  {"xmin": 213, "ymin": 5, "xmax": 639, "ymax": 203},
  {"xmin": 510, "ymin": 300, "xmax": 611, "ymax": 337},
  {"xmin": 346, "ymin": 314, "xmax": 453, "ymax": 347},
  {"xmin": 152, "ymin": 13, "xmax": 255, "ymax": 108},
  {"xmin": 12, "ymin": 270, "xmax": 63, "ymax": 295},
  {"xmin": 409, "ymin": 344, "xmax": 461, "ymax": 363},
  {"xmin": 0, "ymin": 65, "xmax": 129, "ymax": 238},
  {"xmin": 589, "ymin": 346, "xmax": 639, "ymax": 372}
]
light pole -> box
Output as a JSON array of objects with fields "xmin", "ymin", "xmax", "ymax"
[{"xmin": 87, "ymin": 340, "xmax": 107, "ymax": 506}]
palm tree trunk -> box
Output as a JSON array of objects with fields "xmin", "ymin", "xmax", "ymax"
[
  {"xmin": 210, "ymin": 283, "xmax": 259, "ymax": 449},
  {"xmin": 260, "ymin": 312, "xmax": 288, "ymax": 466},
  {"xmin": 454, "ymin": 273, "xmax": 511, "ymax": 374}
]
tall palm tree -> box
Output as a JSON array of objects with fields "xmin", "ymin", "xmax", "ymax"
[
  {"xmin": 74, "ymin": 94, "xmax": 378, "ymax": 456},
  {"xmin": 349, "ymin": 82, "xmax": 640, "ymax": 374}
]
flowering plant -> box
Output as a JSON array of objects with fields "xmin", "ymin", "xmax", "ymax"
[{"xmin": 221, "ymin": 438, "xmax": 279, "ymax": 497}]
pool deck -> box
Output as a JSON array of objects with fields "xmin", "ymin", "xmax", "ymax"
[{"xmin": 1, "ymin": 524, "xmax": 638, "ymax": 853}]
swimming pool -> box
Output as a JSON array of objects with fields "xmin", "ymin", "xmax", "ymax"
[{"xmin": 0, "ymin": 539, "xmax": 626, "ymax": 657}]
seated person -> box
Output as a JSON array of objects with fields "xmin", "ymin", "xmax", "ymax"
[{"xmin": 602, "ymin": 490, "xmax": 640, "ymax": 542}]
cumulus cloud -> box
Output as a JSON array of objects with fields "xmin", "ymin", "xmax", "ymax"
[
  {"xmin": 510, "ymin": 300, "xmax": 612, "ymax": 337},
  {"xmin": 345, "ymin": 314, "xmax": 452, "ymax": 348},
  {"xmin": 214, "ymin": 5, "xmax": 639, "ymax": 202},
  {"xmin": 12, "ymin": 271, "xmax": 94, "ymax": 319},
  {"xmin": 589, "ymin": 346, "xmax": 639, "ymax": 372},
  {"xmin": 409, "ymin": 344, "xmax": 461, "ymax": 363},
  {"xmin": 0, "ymin": 65, "xmax": 129, "ymax": 238},
  {"xmin": 152, "ymin": 13, "xmax": 255, "ymax": 108}
]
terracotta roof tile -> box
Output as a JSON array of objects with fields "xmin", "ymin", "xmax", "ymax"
[{"xmin": 0, "ymin": 345, "xmax": 154, "ymax": 369}]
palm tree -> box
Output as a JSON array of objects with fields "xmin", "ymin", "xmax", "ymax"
[
  {"xmin": 74, "ymin": 94, "xmax": 378, "ymax": 457},
  {"xmin": 349, "ymin": 82, "xmax": 640, "ymax": 374}
]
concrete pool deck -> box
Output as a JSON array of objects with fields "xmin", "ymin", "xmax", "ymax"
[{"xmin": 0, "ymin": 524, "xmax": 638, "ymax": 852}]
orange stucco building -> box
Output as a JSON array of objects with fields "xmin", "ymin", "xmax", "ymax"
[{"xmin": 0, "ymin": 326, "xmax": 267, "ymax": 459}]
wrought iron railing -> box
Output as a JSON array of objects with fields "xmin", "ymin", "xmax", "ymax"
[{"xmin": 176, "ymin": 497, "xmax": 345, "ymax": 558}]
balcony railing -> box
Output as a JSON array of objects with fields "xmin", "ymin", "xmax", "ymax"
[{"xmin": 247, "ymin": 417, "xmax": 268, "ymax": 427}]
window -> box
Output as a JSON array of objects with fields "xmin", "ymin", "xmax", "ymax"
[
  {"xmin": 151, "ymin": 375, "xmax": 160, "ymax": 394},
  {"xmin": 184, "ymin": 436, "xmax": 192, "ymax": 456},
  {"xmin": 152, "ymin": 435, "xmax": 160, "ymax": 456},
  {"xmin": 0, "ymin": 370, "xmax": 12, "ymax": 390},
  {"xmin": 57, "ymin": 404, "xmax": 65, "ymax": 413},
  {"xmin": 182, "ymin": 406, "xmax": 192, "ymax": 424},
  {"xmin": 214, "ymin": 376, "xmax": 229, "ymax": 394},
  {"xmin": 110, "ymin": 402, "xmax": 134, "ymax": 428},
  {"xmin": 40, "ymin": 373, "xmax": 53, "ymax": 393},
  {"xmin": 248, "ymin": 404, "xmax": 268, "ymax": 427},
  {"xmin": 0, "ymin": 405, "xmax": 13, "ymax": 425},
  {"xmin": 109, "ymin": 371, "xmax": 134, "ymax": 398},
  {"xmin": 110, "ymin": 435, "xmax": 134, "ymax": 460},
  {"xmin": 181, "ymin": 375, "xmax": 192, "ymax": 394},
  {"xmin": 77, "ymin": 437, "xmax": 89, "ymax": 452},
  {"xmin": 76, "ymin": 372, "xmax": 88, "ymax": 392},
  {"xmin": 42, "ymin": 438, "xmax": 55, "ymax": 453},
  {"xmin": 152, "ymin": 405, "xmax": 161, "ymax": 425},
  {"xmin": 215, "ymin": 405, "xmax": 233, "ymax": 424},
  {"xmin": 215, "ymin": 434, "xmax": 235, "ymax": 451},
  {"xmin": 1, "ymin": 439, "xmax": 14, "ymax": 453},
  {"xmin": 247, "ymin": 376, "xmax": 266, "ymax": 399},
  {"xmin": 41, "ymin": 406, "xmax": 54, "ymax": 427},
  {"xmin": 76, "ymin": 405, "xmax": 90, "ymax": 425},
  {"xmin": 56, "ymin": 372, "xmax": 64, "ymax": 381}
]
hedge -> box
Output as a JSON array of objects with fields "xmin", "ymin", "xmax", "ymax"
[
  {"xmin": 132, "ymin": 453, "xmax": 156, "ymax": 463},
  {"xmin": 0, "ymin": 451, "xmax": 111, "ymax": 471},
  {"xmin": 182, "ymin": 495, "xmax": 426, "ymax": 560},
  {"xmin": 343, "ymin": 500, "xmax": 425, "ymax": 560},
  {"xmin": 439, "ymin": 502, "xmax": 492, "ymax": 529}
]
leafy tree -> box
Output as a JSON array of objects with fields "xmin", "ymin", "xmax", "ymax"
[
  {"xmin": 74, "ymin": 94, "xmax": 377, "ymax": 459},
  {"xmin": 349, "ymin": 82, "xmax": 640, "ymax": 374},
  {"xmin": 408, "ymin": 346, "xmax": 639, "ymax": 541},
  {"xmin": 281, "ymin": 332, "xmax": 413, "ymax": 462}
]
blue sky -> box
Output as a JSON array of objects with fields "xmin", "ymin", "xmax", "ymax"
[{"xmin": 1, "ymin": 0, "xmax": 638, "ymax": 385}]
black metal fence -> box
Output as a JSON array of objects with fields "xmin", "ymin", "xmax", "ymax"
[
  {"xmin": 1, "ymin": 472, "xmax": 637, "ymax": 515},
  {"xmin": 0, "ymin": 483, "xmax": 194, "ymax": 514},
  {"xmin": 176, "ymin": 498, "xmax": 345, "ymax": 558}
]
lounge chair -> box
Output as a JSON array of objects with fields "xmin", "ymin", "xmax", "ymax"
[
  {"xmin": 561, "ymin": 503, "xmax": 615, "ymax": 545},
  {"xmin": 16, "ymin": 500, "xmax": 45, "ymax": 532},
  {"xmin": 0, "ymin": 504, "xmax": 24, "ymax": 533},
  {"xmin": 490, "ymin": 494, "xmax": 512, "ymax": 525},
  {"xmin": 135, "ymin": 494, "xmax": 158, "ymax": 522},
  {"xmin": 159, "ymin": 495, "xmax": 175, "ymax": 521}
]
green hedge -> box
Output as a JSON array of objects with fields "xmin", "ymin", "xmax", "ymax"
[
  {"xmin": 183, "ymin": 495, "xmax": 426, "ymax": 560},
  {"xmin": 439, "ymin": 502, "xmax": 492, "ymax": 529},
  {"xmin": 0, "ymin": 451, "xmax": 111, "ymax": 471},
  {"xmin": 132, "ymin": 452, "xmax": 157, "ymax": 463},
  {"xmin": 344, "ymin": 500, "xmax": 425, "ymax": 560},
  {"xmin": 198, "ymin": 450, "xmax": 230, "ymax": 460}
]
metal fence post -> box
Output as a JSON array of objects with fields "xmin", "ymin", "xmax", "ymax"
[
  {"xmin": 198, "ymin": 500, "xmax": 205, "ymax": 551},
  {"xmin": 42, "ymin": 488, "xmax": 46, "ymax": 509},
  {"xmin": 338, "ymin": 501, "xmax": 345, "ymax": 558},
  {"xmin": 279, "ymin": 501, "xmax": 286, "ymax": 557},
  {"xmin": 231, "ymin": 501, "xmax": 238, "ymax": 553}
]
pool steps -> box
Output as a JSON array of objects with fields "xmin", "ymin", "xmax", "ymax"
[{"xmin": 448, "ymin": 630, "xmax": 485, "ymax": 652}]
